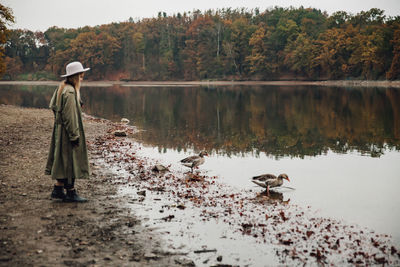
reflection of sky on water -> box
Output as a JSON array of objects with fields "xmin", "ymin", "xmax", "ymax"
[
  {"xmin": 1, "ymin": 83, "xmax": 399, "ymax": 245},
  {"xmin": 120, "ymin": 185, "xmax": 278, "ymax": 266},
  {"xmin": 134, "ymin": 143, "xmax": 400, "ymax": 245}
]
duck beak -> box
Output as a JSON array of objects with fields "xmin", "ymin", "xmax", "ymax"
[{"xmin": 286, "ymin": 177, "xmax": 290, "ymax": 182}]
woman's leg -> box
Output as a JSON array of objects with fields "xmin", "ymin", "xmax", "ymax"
[
  {"xmin": 64, "ymin": 178, "xmax": 87, "ymax": 203},
  {"xmin": 63, "ymin": 178, "xmax": 75, "ymax": 190},
  {"xmin": 51, "ymin": 179, "xmax": 67, "ymax": 199}
]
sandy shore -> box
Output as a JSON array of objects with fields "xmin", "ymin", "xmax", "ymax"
[
  {"xmin": 1, "ymin": 104, "xmax": 399, "ymax": 266},
  {"xmin": 0, "ymin": 105, "xmax": 189, "ymax": 266},
  {"xmin": 1, "ymin": 80, "xmax": 400, "ymax": 88}
]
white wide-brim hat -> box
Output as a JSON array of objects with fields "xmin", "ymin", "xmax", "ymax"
[{"xmin": 61, "ymin": 61, "xmax": 90, "ymax": 77}]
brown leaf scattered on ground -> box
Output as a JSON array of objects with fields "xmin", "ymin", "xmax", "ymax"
[{"xmin": 0, "ymin": 105, "xmax": 192, "ymax": 267}]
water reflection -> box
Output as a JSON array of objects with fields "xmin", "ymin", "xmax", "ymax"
[
  {"xmin": 254, "ymin": 190, "xmax": 285, "ymax": 203},
  {"xmin": 83, "ymin": 85, "xmax": 400, "ymax": 158},
  {"xmin": 1, "ymin": 84, "xmax": 400, "ymax": 157},
  {"xmin": 0, "ymin": 84, "xmax": 53, "ymax": 108}
]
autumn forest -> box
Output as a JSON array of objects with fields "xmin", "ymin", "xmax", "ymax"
[{"xmin": 3, "ymin": 7, "xmax": 400, "ymax": 81}]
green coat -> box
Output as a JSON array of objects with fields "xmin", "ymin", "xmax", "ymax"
[{"xmin": 45, "ymin": 84, "xmax": 89, "ymax": 183}]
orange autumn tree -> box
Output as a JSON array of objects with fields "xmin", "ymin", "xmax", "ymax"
[
  {"xmin": 387, "ymin": 29, "xmax": 400, "ymax": 80},
  {"xmin": 3, "ymin": 7, "xmax": 400, "ymax": 81},
  {"xmin": 68, "ymin": 31, "xmax": 120, "ymax": 79},
  {"xmin": 0, "ymin": 4, "xmax": 15, "ymax": 77}
]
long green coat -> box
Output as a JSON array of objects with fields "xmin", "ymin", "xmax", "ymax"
[{"xmin": 45, "ymin": 84, "xmax": 89, "ymax": 183}]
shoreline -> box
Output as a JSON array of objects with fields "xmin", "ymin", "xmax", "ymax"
[
  {"xmin": 0, "ymin": 105, "xmax": 187, "ymax": 266},
  {"xmin": 1, "ymin": 79, "xmax": 400, "ymax": 88},
  {"xmin": 1, "ymin": 104, "xmax": 399, "ymax": 266}
]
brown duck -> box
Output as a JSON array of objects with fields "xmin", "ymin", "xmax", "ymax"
[
  {"xmin": 180, "ymin": 151, "xmax": 208, "ymax": 172},
  {"xmin": 252, "ymin": 173, "xmax": 290, "ymax": 193}
]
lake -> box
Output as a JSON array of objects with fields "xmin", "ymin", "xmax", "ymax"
[{"xmin": 1, "ymin": 82, "xmax": 399, "ymax": 244}]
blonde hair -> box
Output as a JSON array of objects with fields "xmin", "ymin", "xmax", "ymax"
[{"xmin": 57, "ymin": 73, "xmax": 82, "ymax": 102}]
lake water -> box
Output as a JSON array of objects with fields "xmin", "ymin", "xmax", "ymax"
[{"xmin": 1, "ymin": 83, "xmax": 399, "ymax": 245}]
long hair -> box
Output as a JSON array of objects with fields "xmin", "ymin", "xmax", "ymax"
[
  {"xmin": 65, "ymin": 73, "xmax": 81, "ymax": 88},
  {"xmin": 57, "ymin": 73, "xmax": 81, "ymax": 102}
]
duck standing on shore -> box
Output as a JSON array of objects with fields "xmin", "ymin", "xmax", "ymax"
[
  {"xmin": 180, "ymin": 151, "xmax": 208, "ymax": 173},
  {"xmin": 252, "ymin": 173, "xmax": 290, "ymax": 194}
]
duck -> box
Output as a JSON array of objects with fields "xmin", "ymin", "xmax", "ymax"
[
  {"xmin": 252, "ymin": 173, "xmax": 290, "ymax": 194},
  {"xmin": 180, "ymin": 151, "xmax": 208, "ymax": 173}
]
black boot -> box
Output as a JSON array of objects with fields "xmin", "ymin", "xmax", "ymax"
[
  {"xmin": 64, "ymin": 189, "xmax": 88, "ymax": 203},
  {"xmin": 51, "ymin": 185, "xmax": 66, "ymax": 200}
]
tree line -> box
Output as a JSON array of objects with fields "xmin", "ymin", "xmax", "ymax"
[{"xmin": 2, "ymin": 7, "xmax": 400, "ymax": 81}]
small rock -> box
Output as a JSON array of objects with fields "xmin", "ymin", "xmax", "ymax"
[
  {"xmin": 0, "ymin": 257, "xmax": 11, "ymax": 262},
  {"xmin": 125, "ymin": 219, "xmax": 137, "ymax": 227},
  {"xmin": 144, "ymin": 253, "xmax": 158, "ymax": 260},
  {"xmin": 152, "ymin": 164, "xmax": 169, "ymax": 172},
  {"xmin": 130, "ymin": 256, "xmax": 141, "ymax": 262},
  {"xmin": 41, "ymin": 215, "xmax": 53, "ymax": 220},
  {"xmin": 114, "ymin": 130, "xmax": 127, "ymax": 137},
  {"xmin": 217, "ymin": 255, "xmax": 223, "ymax": 262},
  {"xmin": 121, "ymin": 118, "xmax": 130, "ymax": 124},
  {"xmin": 137, "ymin": 190, "xmax": 146, "ymax": 196},
  {"xmin": 175, "ymin": 257, "xmax": 195, "ymax": 266}
]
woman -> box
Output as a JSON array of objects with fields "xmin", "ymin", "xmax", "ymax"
[{"xmin": 45, "ymin": 61, "xmax": 90, "ymax": 202}]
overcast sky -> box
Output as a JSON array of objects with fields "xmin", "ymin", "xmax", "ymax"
[{"xmin": 3, "ymin": 0, "xmax": 400, "ymax": 32}]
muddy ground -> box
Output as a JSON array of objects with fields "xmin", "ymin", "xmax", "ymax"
[
  {"xmin": 1, "ymin": 104, "xmax": 400, "ymax": 267},
  {"xmin": 0, "ymin": 105, "xmax": 192, "ymax": 267}
]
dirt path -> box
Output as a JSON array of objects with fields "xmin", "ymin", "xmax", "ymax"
[{"xmin": 0, "ymin": 105, "xmax": 191, "ymax": 267}]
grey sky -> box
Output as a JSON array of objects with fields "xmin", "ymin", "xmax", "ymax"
[{"xmin": 3, "ymin": 0, "xmax": 400, "ymax": 32}]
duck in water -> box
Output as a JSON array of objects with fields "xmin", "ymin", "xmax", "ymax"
[{"xmin": 252, "ymin": 173, "xmax": 290, "ymax": 194}]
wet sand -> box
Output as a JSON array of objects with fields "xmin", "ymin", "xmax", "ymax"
[
  {"xmin": 0, "ymin": 105, "xmax": 190, "ymax": 266},
  {"xmin": 0, "ymin": 104, "xmax": 399, "ymax": 266}
]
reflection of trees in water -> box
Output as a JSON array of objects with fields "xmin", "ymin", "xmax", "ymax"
[
  {"xmin": 0, "ymin": 85, "xmax": 54, "ymax": 108},
  {"xmin": 2, "ymin": 84, "xmax": 400, "ymax": 157},
  {"xmin": 82, "ymin": 85, "xmax": 400, "ymax": 157}
]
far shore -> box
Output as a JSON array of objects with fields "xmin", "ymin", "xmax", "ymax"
[{"xmin": 1, "ymin": 79, "xmax": 400, "ymax": 88}]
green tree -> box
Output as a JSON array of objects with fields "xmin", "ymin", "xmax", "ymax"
[
  {"xmin": 229, "ymin": 17, "xmax": 256, "ymax": 76},
  {"xmin": 284, "ymin": 33, "xmax": 316, "ymax": 77},
  {"xmin": 133, "ymin": 31, "xmax": 145, "ymax": 72}
]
